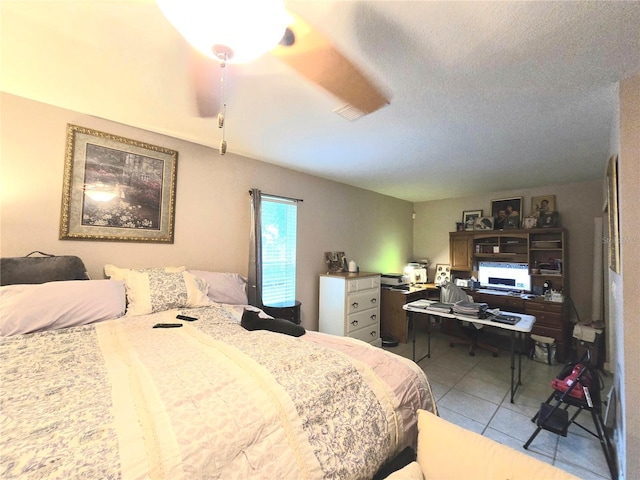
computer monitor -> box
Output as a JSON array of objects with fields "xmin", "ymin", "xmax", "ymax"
[{"xmin": 477, "ymin": 261, "xmax": 531, "ymax": 292}]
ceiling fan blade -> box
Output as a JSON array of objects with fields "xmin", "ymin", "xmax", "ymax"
[
  {"xmin": 188, "ymin": 47, "xmax": 220, "ymax": 117},
  {"xmin": 271, "ymin": 13, "xmax": 389, "ymax": 115}
]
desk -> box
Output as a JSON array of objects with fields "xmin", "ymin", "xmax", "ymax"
[
  {"xmin": 470, "ymin": 290, "xmax": 569, "ymax": 362},
  {"xmin": 380, "ymin": 284, "xmax": 438, "ymax": 343},
  {"xmin": 403, "ymin": 300, "xmax": 535, "ymax": 403}
]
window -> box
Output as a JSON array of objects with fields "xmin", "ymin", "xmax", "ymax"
[{"xmin": 260, "ymin": 195, "xmax": 297, "ymax": 306}]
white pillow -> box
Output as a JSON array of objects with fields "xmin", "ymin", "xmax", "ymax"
[
  {"xmin": 188, "ymin": 270, "xmax": 248, "ymax": 305},
  {"xmin": 124, "ymin": 270, "xmax": 212, "ymax": 316},
  {"xmin": 0, "ymin": 280, "xmax": 126, "ymax": 336},
  {"xmin": 104, "ymin": 264, "xmax": 185, "ymax": 281}
]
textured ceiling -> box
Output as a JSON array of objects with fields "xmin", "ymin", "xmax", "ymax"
[{"xmin": 2, "ymin": 1, "xmax": 639, "ymax": 202}]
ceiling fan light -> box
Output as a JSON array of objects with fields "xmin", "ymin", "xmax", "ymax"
[{"xmin": 156, "ymin": 0, "xmax": 290, "ymax": 63}]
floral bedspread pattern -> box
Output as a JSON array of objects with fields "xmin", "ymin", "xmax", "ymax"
[
  {"xmin": 0, "ymin": 326, "xmax": 122, "ymax": 479},
  {"xmin": 0, "ymin": 306, "xmax": 435, "ymax": 479}
]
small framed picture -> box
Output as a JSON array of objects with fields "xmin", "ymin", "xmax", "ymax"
[
  {"xmin": 504, "ymin": 216, "xmax": 520, "ymax": 229},
  {"xmin": 434, "ymin": 264, "xmax": 451, "ymax": 285},
  {"xmin": 492, "ymin": 197, "xmax": 522, "ymax": 230},
  {"xmin": 523, "ymin": 216, "xmax": 537, "ymax": 229},
  {"xmin": 531, "ymin": 195, "xmax": 556, "ymax": 219},
  {"xmin": 540, "ymin": 211, "xmax": 559, "ymax": 228},
  {"xmin": 325, "ymin": 251, "xmax": 346, "ymax": 273},
  {"xmin": 462, "ymin": 210, "xmax": 482, "ymax": 231},
  {"xmin": 474, "ymin": 216, "xmax": 494, "ymax": 230}
]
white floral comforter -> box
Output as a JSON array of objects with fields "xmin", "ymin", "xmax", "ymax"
[{"xmin": 0, "ymin": 305, "xmax": 435, "ymax": 479}]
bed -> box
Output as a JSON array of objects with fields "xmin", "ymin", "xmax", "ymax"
[{"xmin": 0, "ymin": 260, "xmax": 436, "ymax": 479}]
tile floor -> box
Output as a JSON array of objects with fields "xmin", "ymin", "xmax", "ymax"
[{"xmin": 384, "ymin": 325, "xmax": 615, "ymax": 479}]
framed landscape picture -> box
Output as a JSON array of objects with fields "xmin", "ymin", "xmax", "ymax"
[{"xmin": 60, "ymin": 124, "xmax": 178, "ymax": 243}]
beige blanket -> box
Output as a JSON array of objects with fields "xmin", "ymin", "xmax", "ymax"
[{"xmin": 0, "ymin": 305, "xmax": 435, "ymax": 479}]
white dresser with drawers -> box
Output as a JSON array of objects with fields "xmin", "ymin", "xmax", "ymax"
[{"xmin": 318, "ymin": 272, "xmax": 381, "ymax": 346}]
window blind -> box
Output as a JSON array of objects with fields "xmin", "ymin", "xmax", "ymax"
[{"xmin": 260, "ymin": 195, "xmax": 297, "ymax": 305}]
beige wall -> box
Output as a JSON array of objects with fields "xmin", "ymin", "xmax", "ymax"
[
  {"xmin": 615, "ymin": 74, "xmax": 640, "ymax": 480},
  {"xmin": 0, "ymin": 93, "xmax": 414, "ymax": 330},
  {"xmin": 412, "ymin": 181, "xmax": 604, "ymax": 323}
]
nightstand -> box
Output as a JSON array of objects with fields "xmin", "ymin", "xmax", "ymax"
[{"xmin": 262, "ymin": 300, "xmax": 301, "ymax": 324}]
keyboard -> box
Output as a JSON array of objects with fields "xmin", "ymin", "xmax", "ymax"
[{"xmin": 491, "ymin": 314, "xmax": 521, "ymax": 325}]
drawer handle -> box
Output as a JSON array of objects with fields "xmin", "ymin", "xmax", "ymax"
[
  {"xmin": 352, "ymin": 302, "xmax": 359, "ymax": 309},
  {"xmin": 370, "ymin": 314, "xmax": 377, "ymax": 321},
  {"xmin": 371, "ymin": 298, "xmax": 377, "ymax": 304},
  {"xmin": 351, "ymin": 319, "xmax": 359, "ymax": 326}
]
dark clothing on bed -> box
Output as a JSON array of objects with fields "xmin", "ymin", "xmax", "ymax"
[{"xmin": 241, "ymin": 309, "xmax": 306, "ymax": 337}]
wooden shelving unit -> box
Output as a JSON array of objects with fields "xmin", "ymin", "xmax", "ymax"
[
  {"xmin": 449, "ymin": 228, "xmax": 570, "ymax": 361},
  {"xmin": 449, "ymin": 228, "xmax": 567, "ymax": 295}
]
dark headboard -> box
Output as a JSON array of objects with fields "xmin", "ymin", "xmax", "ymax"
[{"xmin": 0, "ymin": 251, "xmax": 90, "ymax": 286}]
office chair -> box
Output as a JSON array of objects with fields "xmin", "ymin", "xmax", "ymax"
[{"xmin": 440, "ymin": 282, "xmax": 499, "ymax": 357}]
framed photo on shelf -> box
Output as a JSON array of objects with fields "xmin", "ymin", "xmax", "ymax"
[
  {"xmin": 60, "ymin": 124, "xmax": 178, "ymax": 243},
  {"xmin": 491, "ymin": 197, "xmax": 522, "ymax": 230},
  {"xmin": 474, "ymin": 216, "xmax": 494, "ymax": 231},
  {"xmin": 462, "ymin": 210, "xmax": 482, "ymax": 231},
  {"xmin": 434, "ymin": 264, "xmax": 451, "ymax": 285},
  {"xmin": 522, "ymin": 216, "xmax": 538, "ymax": 229},
  {"xmin": 540, "ymin": 211, "xmax": 559, "ymax": 228},
  {"xmin": 531, "ymin": 195, "xmax": 556, "ymax": 219},
  {"xmin": 504, "ymin": 216, "xmax": 520, "ymax": 229},
  {"xmin": 324, "ymin": 251, "xmax": 346, "ymax": 273}
]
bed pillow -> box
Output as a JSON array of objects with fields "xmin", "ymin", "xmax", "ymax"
[
  {"xmin": 104, "ymin": 264, "xmax": 185, "ymax": 281},
  {"xmin": 188, "ymin": 270, "xmax": 248, "ymax": 305},
  {"xmin": 124, "ymin": 270, "xmax": 212, "ymax": 316},
  {"xmin": 0, "ymin": 280, "xmax": 126, "ymax": 336}
]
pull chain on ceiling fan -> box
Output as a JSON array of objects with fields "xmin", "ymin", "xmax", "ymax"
[{"xmin": 215, "ymin": 46, "xmax": 230, "ymax": 155}]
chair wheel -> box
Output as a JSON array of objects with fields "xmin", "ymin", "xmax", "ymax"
[
  {"xmin": 449, "ymin": 343, "xmax": 454, "ymax": 347},
  {"xmin": 469, "ymin": 351, "xmax": 475, "ymax": 357},
  {"xmin": 492, "ymin": 352, "xmax": 498, "ymax": 357}
]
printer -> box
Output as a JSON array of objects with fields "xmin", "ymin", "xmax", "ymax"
[
  {"xmin": 404, "ymin": 262, "xmax": 428, "ymax": 284},
  {"xmin": 381, "ymin": 273, "xmax": 409, "ymax": 286}
]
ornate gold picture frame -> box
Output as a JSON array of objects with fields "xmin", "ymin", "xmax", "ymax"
[{"xmin": 60, "ymin": 124, "xmax": 178, "ymax": 243}]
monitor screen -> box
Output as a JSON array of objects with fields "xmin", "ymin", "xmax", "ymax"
[{"xmin": 478, "ymin": 261, "xmax": 531, "ymax": 292}]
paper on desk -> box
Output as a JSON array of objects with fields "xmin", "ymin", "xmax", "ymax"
[{"xmin": 409, "ymin": 299, "xmax": 431, "ymax": 309}]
